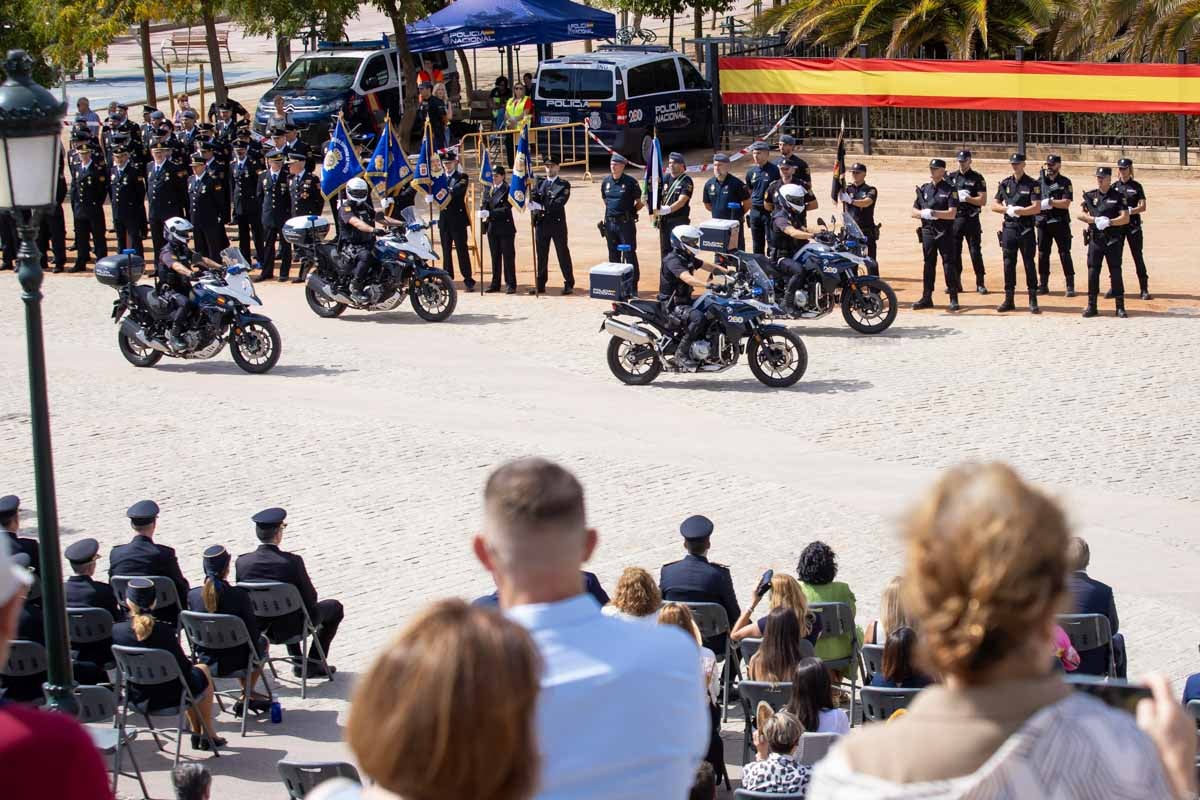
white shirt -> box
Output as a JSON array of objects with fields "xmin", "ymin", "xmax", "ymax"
[
  {"xmin": 507, "ymin": 593, "xmax": 709, "ymax": 800},
  {"xmin": 818, "ymin": 707, "xmax": 851, "ymax": 735}
]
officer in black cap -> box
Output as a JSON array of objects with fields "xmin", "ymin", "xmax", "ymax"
[
  {"xmin": 1114, "ymin": 157, "xmax": 1151, "ymax": 299},
  {"xmin": 108, "ymin": 499, "xmax": 190, "ymax": 624},
  {"xmin": 530, "ymin": 155, "xmax": 573, "ymax": 294},
  {"xmin": 774, "ymin": 134, "xmax": 811, "ymax": 186},
  {"xmin": 946, "ymin": 149, "xmax": 988, "ymax": 294},
  {"xmin": 1035, "ymin": 154, "xmax": 1075, "ymax": 296},
  {"xmin": 601, "ymin": 153, "xmax": 643, "ymax": 290},
  {"xmin": 438, "ymin": 149, "xmax": 475, "ymax": 290},
  {"xmin": 482, "ymin": 164, "xmax": 517, "ymax": 293},
  {"xmin": 1, "ymin": 495, "xmax": 39, "ymax": 574},
  {"xmin": 64, "ymin": 537, "xmax": 123, "ymax": 667},
  {"xmin": 1077, "ymin": 166, "xmax": 1131, "ymax": 318},
  {"xmin": 235, "ymin": 508, "xmax": 343, "ymax": 678},
  {"xmin": 230, "ymin": 137, "xmax": 263, "ymax": 268},
  {"xmin": 69, "ymin": 141, "xmax": 110, "ymax": 271},
  {"xmin": 188, "ymin": 151, "xmax": 226, "ymax": 260},
  {"xmin": 257, "ymin": 149, "xmax": 292, "ymax": 281},
  {"xmin": 745, "ymin": 141, "xmax": 781, "ymax": 255},
  {"xmin": 659, "ymin": 514, "xmax": 740, "ymax": 656},
  {"xmin": 990, "ymin": 152, "xmax": 1042, "ymax": 314},
  {"xmin": 703, "ymin": 153, "xmax": 750, "ymax": 250},
  {"xmin": 109, "ymin": 144, "xmax": 147, "ymax": 258},
  {"xmin": 147, "ymin": 142, "xmax": 188, "ymax": 256},
  {"xmin": 655, "ymin": 151, "xmax": 694, "ymax": 258},
  {"xmin": 839, "ymin": 163, "xmax": 879, "ymax": 270},
  {"xmin": 910, "ymin": 158, "xmax": 961, "ymax": 310}
]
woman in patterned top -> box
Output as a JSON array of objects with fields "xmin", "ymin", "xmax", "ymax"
[{"xmin": 743, "ymin": 702, "xmax": 812, "ymax": 795}]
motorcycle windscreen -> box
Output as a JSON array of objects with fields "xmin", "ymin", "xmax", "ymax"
[
  {"xmin": 842, "ymin": 214, "xmax": 867, "ymax": 243},
  {"xmin": 744, "ymin": 260, "xmax": 775, "ymax": 299},
  {"xmin": 218, "ymin": 246, "xmax": 261, "ymax": 305}
]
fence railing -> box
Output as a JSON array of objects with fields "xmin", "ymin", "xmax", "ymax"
[{"xmin": 455, "ymin": 122, "xmax": 593, "ymax": 179}]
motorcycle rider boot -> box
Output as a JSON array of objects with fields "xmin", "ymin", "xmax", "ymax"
[
  {"xmin": 911, "ymin": 296, "xmax": 934, "ymax": 310},
  {"xmin": 673, "ymin": 335, "xmax": 697, "ymax": 371},
  {"xmin": 1116, "ymin": 298, "xmax": 1128, "ymax": 318},
  {"xmin": 168, "ymin": 328, "xmax": 187, "ymax": 351},
  {"xmin": 1082, "ymin": 302, "xmax": 1098, "ymax": 318},
  {"xmin": 996, "ymin": 293, "xmax": 1016, "ymax": 313}
]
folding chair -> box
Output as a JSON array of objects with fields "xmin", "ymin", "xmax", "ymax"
[
  {"xmin": 1187, "ymin": 699, "xmax": 1200, "ymax": 723},
  {"xmin": 796, "ymin": 731, "xmax": 839, "ymax": 765},
  {"xmin": 67, "ymin": 607, "xmax": 116, "ymax": 670},
  {"xmin": 179, "ymin": 611, "xmax": 275, "ymax": 736},
  {"xmin": 737, "ymin": 679, "xmax": 793, "ymax": 763},
  {"xmin": 809, "ymin": 602, "xmax": 860, "ymax": 723},
  {"xmin": 111, "ymin": 575, "xmax": 181, "ymax": 622},
  {"xmin": 859, "ymin": 643, "xmax": 884, "ymax": 685},
  {"xmin": 277, "ymin": 759, "xmax": 361, "ymax": 799},
  {"xmin": 74, "ymin": 684, "xmax": 149, "ymax": 799},
  {"xmin": 111, "ymin": 645, "xmax": 221, "ymax": 765},
  {"xmin": 734, "ymin": 789, "xmax": 807, "ymax": 799},
  {"xmin": 859, "ymin": 686, "xmax": 921, "ymax": 722},
  {"xmin": 239, "ymin": 581, "xmax": 333, "ymax": 699},
  {"xmin": 1, "ymin": 639, "xmax": 48, "ymax": 705},
  {"xmin": 739, "ymin": 637, "xmax": 762, "ymax": 664},
  {"xmin": 684, "ymin": 601, "xmax": 736, "ymax": 721},
  {"xmin": 1057, "ymin": 613, "xmax": 1116, "ymax": 678}
]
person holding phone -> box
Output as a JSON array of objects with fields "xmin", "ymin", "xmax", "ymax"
[{"xmin": 731, "ymin": 572, "xmax": 822, "ymax": 647}]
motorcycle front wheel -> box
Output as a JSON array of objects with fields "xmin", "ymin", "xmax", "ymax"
[
  {"xmin": 606, "ymin": 336, "xmax": 662, "ymax": 385},
  {"xmin": 117, "ymin": 328, "xmax": 163, "ymax": 368},
  {"xmin": 748, "ymin": 326, "xmax": 807, "ymax": 388},
  {"xmin": 305, "ymin": 286, "xmax": 347, "ymax": 318},
  {"xmin": 841, "ymin": 281, "xmax": 898, "ymax": 334},
  {"xmin": 410, "ymin": 274, "xmax": 457, "ymax": 322},
  {"xmin": 230, "ymin": 320, "xmax": 282, "ymax": 374}
]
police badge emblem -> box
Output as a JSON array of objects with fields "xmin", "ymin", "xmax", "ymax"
[{"xmin": 324, "ymin": 147, "xmax": 342, "ymax": 172}]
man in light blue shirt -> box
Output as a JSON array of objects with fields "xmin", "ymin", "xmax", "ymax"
[{"xmin": 474, "ymin": 457, "xmax": 710, "ymax": 800}]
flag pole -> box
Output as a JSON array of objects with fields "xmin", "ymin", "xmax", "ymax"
[
  {"xmin": 530, "ymin": 125, "xmax": 538, "ymax": 298},
  {"xmin": 476, "ymin": 125, "xmax": 484, "ymax": 296}
]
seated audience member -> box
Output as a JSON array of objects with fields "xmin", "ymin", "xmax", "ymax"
[
  {"xmin": 660, "ymin": 514, "xmax": 740, "ymax": 656},
  {"xmin": 476, "ymin": 570, "xmax": 609, "ymax": 608},
  {"xmin": 659, "ymin": 601, "xmax": 727, "ymax": 787},
  {"xmin": 235, "ymin": 507, "xmax": 343, "ymax": 677},
  {"xmin": 747, "ymin": 607, "xmax": 807, "ymax": 683},
  {"xmin": 309, "ymin": 599, "xmax": 541, "ymax": 800},
  {"xmin": 864, "ymin": 575, "xmax": 908, "ymax": 645},
  {"xmin": 173, "ymin": 763, "xmax": 212, "ymax": 800},
  {"xmin": 689, "ymin": 761, "xmax": 716, "ymax": 800},
  {"xmin": 108, "ymin": 499, "xmax": 190, "ymax": 624},
  {"xmin": 475, "ymin": 458, "xmax": 709, "ymax": 799},
  {"xmin": 744, "ymin": 702, "xmax": 812, "ymax": 796},
  {"xmin": 1053, "ymin": 624, "xmax": 1081, "ymax": 673},
  {"xmin": 786, "ymin": 657, "xmax": 850, "ymax": 735},
  {"xmin": 112, "ymin": 578, "xmax": 224, "ymax": 751},
  {"xmin": 187, "ymin": 545, "xmax": 270, "ymax": 716},
  {"xmin": 0, "ymin": 495, "xmax": 39, "ymax": 574},
  {"xmin": 796, "ymin": 541, "xmax": 857, "ymax": 667},
  {"xmin": 733, "ymin": 572, "xmax": 822, "ymax": 645},
  {"xmin": 64, "ymin": 537, "xmax": 123, "ymax": 668},
  {"xmin": 0, "ymin": 543, "xmax": 111, "ymax": 798},
  {"xmin": 602, "ymin": 566, "xmax": 661, "ymax": 620},
  {"xmin": 809, "ymin": 463, "xmax": 1195, "ymax": 800},
  {"xmin": 870, "ymin": 626, "xmax": 932, "ymax": 689},
  {"xmin": 1067, "ymin": 536, "xmax": 1124, "ymax": 677}
]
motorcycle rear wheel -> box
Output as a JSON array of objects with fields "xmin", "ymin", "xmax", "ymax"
[
  {"xmin": 230, "ymin": 320, "xmax": 282, "ymax": 374},
  {"xmin": 410, "ymin": 274, "xmax": 457, "ymax": 322},
  {"xmin": 606, "ymin": 336, "xmax": 661, "ymax": 385},
  {"xmin": 117, "ymin": 329, "xmax": 163, "ymax": 368},
  {"xmin": 748, "ymin": 326, "xmax": 807, "ymax": 388},
  {"xmin": 305, "ymin": 286, "xmax": 348, "ymax": 318},
  {"xmin": 841, "ymin": 281, "xmax": 897, "ymax": 334}
]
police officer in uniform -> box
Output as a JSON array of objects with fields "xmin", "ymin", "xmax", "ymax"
[
  {"xmin": 838, "ymin": 163, "xmax": 879, "ymax": 271},
  {"xmin": 655, "ymin": 152, "xmax": 694, "ymax": 258},
  {"xmin": 230, "ymin": 138, "xmax": 263, "ymax": 268},
  {"xmin": 64, "ymin": 538, "xmax": 123, "ymax": 668},
  {"xmin": 660, "ymin": 514, "xmax": 740, "ymax": 657},
  {"xmin": 770, "ymin": 181, "xmax": 817, "ymax": 266},
  {"xmin": 775, "ymin": 134, "xmax": 811, "ymax": 186},
  {"xmin": 990, "ymin": 153, "xmax": 1042, "ymax": 314},
  {"xmin": 109, "ymin": 144, "xmax": 146, "ymax": 258},
  {"xmin": 947, "ymin": 150, "xmax": 988, "ymax": 294},
  {"xmin": 481, "ymin": 165, "xmax": 517, "ymax": 293},
  {"xmin": 745, "ymin": 142, "xmax": 781, "ymax": 255},
  {"xmin": 287, "ymin": 152, "xmax": 323, "ymax": 281},
  {"xmin": 1035, "ymin": 154, "xmax": 1075, "ymax": 296},
  {"xmin": 601, "ymin": 153, "xmax": 643, "ymax": 290},
  {"xmin": 198, "ymin": 138, "xmax": 230, "ymax": 248},
  {"xmin": 1114, "ymin": 157, "xmax": 1150, "ymax": 299},
  {"xmin": 235, "ymin": 507, "xmax": 343, "ymax": 678},
  {"xmin": 146, "ymin": 143, "xmax": 188, "ymax": 257},
  {"xmin": 338, "ymin": 177, "xmax": 378, "ymax": 303},
  {"xmin": 703, "ymin": 153, "xmax": 749, "ymax": 251},
  {"xmin": 0, "ymin": 495, "xmax": 38, "ymax": 575},
  {"xmin": 530, "ymin": 156, "xmax": 573, "ymax": 294},
  {"xmin": 158, "ymin": 217, "xmax": 218, "ymax": 350},
  {"xmin": 257, "ymin": 150, "xmax": 291, "ymax": 281},
  {"xmin": 658, "ymin": 225, "xmax": 727, "ymax": 370},
  {"xmin": 37, "ymin": 149, "xmax": 68, "ymax": 273},
  {"xmin": 438, "ymin": 150, "xmax": 474, "ymax": 289},
  {"xmin": 187, "ymin": 151, "xmax": 225, "ymax": 260},
  {"xmin": 108, "ymin": 499, "xmax": 191, "ymax": 625},
  {"xmin": 910, "ymin": 158, "xmax": 960, "ymax": 310},
  {"xmin": 69, "ymin": 142, "xmax": 110, "ymax": 271},
  {"xmin": 1078, "ymin": 166, "xmax": 1131, "ymax": 318}
]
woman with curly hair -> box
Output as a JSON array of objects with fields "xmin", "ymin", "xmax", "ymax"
[
  {"xmin": 796, "ymin": 541, "xmax": 857, "ymax": 666},
  {"xmin": 602, "ymin": 567, "xmax": 661, "ymax": 620}
]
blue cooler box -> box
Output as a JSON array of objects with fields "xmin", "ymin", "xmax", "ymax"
[
  {"xmin": 698, "ymin": 219, "xmax": 741, "ymax": 252},
  {"xmin": 589, "ymin": 262, "xmax": 636, "ymax": 300}
]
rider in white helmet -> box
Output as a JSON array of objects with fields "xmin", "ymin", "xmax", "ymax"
[
  {"xmin": 659, "ymin": 224, "xmax": 730, "ymax": 370},
  {"xmin": 159, "ymin": 216, "xmax": 221, "ymax": 350},
  {"xmin": 338, "ymin": 175, "xmax": 409, "ymax": 304}
]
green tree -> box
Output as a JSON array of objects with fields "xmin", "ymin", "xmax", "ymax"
[
  {"xmin": 371, "ymin": 0, "xmax": 436, "ymax": 142},
  {"xmin": 228, "ymin": 0, "xmax": 360, "ymax": 74}
]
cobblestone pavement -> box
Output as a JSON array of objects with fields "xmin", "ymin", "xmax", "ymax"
[{"xmin": 0, "ymin": 266, "xmax": 1197, "ymax": 798}]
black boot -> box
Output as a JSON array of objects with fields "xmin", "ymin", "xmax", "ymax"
[
  {"xmin": 911, "ymin": 296, "xmax": 934, "ymax": 310},
  {"xmin": 1115, "ymin": 299, "xmax": 1128, "ymax": 318},
  {"xmin": 1081, "ymin": 303, "xmax": 1098, "ymax": 318},
  {"xmin": 1037, "ymin": 282, "xmax": 1049, "ymax": 295},
  {"xmin": 1139, "ymin": 284, "xmax": 1151, "ymax": 300},
  {"xmin": 947, "ymin": 293, "xmax": 960, "ymax": 312},
  {"xmin": 996, "ymin": 293, "xmax": 1015, "ymax": 313},
  {"xmin": 976, "ymin": 284, "xmax": 989, "ymax": 295},
  {"xmin": 1028, "ymin": 295, "xmax": 1041, "ymax": 315},
  {"xmin": 1065, "ymin": 280, "xmax": 1076, "ymax": 298}
]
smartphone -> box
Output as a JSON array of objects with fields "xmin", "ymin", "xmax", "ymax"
[
  {"xmin": 1067, "ymin": 674, "xmax": 1151, "ymax": 714},
  {"xmin": 755, "ymin": 569, "xmax": 774, "ymax": 597}
]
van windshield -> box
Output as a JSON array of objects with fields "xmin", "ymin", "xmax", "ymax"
[
  {"xmin": 275, "ymin": 57, "xmax": 360, "ymax": 92},
  {"xmin": 537, "ymin": 68, "xmax": 614, "ymax": 100}
]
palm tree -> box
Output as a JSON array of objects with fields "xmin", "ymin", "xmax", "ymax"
[
  {"xmin": 1050, "ymin": 0, "xmax": 1198, "ymax": 62},
  {"xmin": 1156, "ymin": 0, "xmax": 1200, "ymax": 58}
]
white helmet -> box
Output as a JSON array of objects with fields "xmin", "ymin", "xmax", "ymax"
[
  {"xmin": 670, "ymin": 224, "xmax": 702, "ymax": 256},
  {"xmin": 778, "ymin": 183, "xmax": 809, "ymax": 214},
  {"xmin": 346, "ymin": 177, "xmax": 370, "ymax": 202},
  {"xmin": 165, "ymin": 216, "xmax": 193, "ymax": 246}
]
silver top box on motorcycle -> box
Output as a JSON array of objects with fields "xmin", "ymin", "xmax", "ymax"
[
  {"xmin": 94, "ymin": 253, "xmax": 145, "ymax": 287},
  {"xmin": 697, "ymin": 219, "xmax": 741, "ymax": 253},
  {"xmin": 282, "ymin": 215, "xmax": 331, "ymax": 246},
  {"xmin": 589, "ymin": 262, "xmax": 636, "ymax": 301}
]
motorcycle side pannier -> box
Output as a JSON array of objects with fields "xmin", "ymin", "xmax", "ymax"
[
  {"xmin": 282, "ymin": 215, "xmax": 332, "ymax": 245},
  {"xmin": 697, "ymin": 219, "xmax": 741, "ymax": 253},
  {"xmin": 94, "ymin": 253, "xmax": 146, "ymax": 287},
  {"xmin": 589, "ymin": 262, "xmax": 636, "ymax": 301}
]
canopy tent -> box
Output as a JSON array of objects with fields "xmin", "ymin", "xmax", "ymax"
[{"xmin": 406, "ymin": 0, "xmax": 616, "ymax": 53}]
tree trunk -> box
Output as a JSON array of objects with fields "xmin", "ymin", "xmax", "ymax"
[
  {"xmin": 456, "ymin": 48, "xmax": 474, "ymax": 95},
  {"xmin": 633, "ymin": 11, "xmax": 642, "ymax": 30},
  {"xmin": 275, "ymin": 34, "xmax": 291, "ymax": 75},
  {"xmin": 668, "ymin": 14, "xmax": 674, "ymax": 50},
  {"xmin": 583, "ymin": 0, "xmax": 593, "ymax": 52},
  {"xmin": 139, "ymin": 20, "xmax": 157, "ymax": 107},
  {"xmin": 694, "ymin": 7, "xmax": 703, "ymax": 65},
  {"xmin": 201, "ymin": 3, "xmax": 228, "ymax": 106},
  {"xmin": 382, "ymin": 0, "xmax": 420, "ymax": 144}
]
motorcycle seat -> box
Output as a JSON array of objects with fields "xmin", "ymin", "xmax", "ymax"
[
  {"xmin": 134, "ymin": 285, "xmax": 171, "ymax": 319},
  {"xmin": 627, "ymin": 298, "xmax": 662, "ymax": 315}
]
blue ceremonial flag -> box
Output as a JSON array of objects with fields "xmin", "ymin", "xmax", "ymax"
[
  {"xmin": 429, "ymin": 143, "xmax": 450, "ymax": 208},
  {"xmin": 413, "ymin": 122, "xmax": 432, "ymax": 195},
  {"xmin": 508, "ymin": 120, "xmax": 531, "ymax": 211},
  {"xmin": 364, "ymin": 117, "xmax": 412, "ymax": 196},
  {"xmin": 320, "ymin": 115, "xmax": 364, "ymax": 199},
  {"xmin": 480, "ymin": 147, "xmax": 493, "ymax": 186}
]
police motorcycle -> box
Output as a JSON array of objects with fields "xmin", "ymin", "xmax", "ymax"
[
  {"xmin": 97, "ymin": 227, "xmax": 282, "ymax": 374},
  {"xmin": 295, "ymin": 183, "xmax": 456, "ymax": 322},
  {"xmin": 600, "ymin": 226, "xmax": 808, "ymax": 388}
]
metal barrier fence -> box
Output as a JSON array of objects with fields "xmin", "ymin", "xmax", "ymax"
[{"xmin": 455, "ymin": 122, "xmax": 593, "ymax": 180}]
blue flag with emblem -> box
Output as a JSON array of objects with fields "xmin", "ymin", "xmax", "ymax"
[
  {"xmin": 508, "ymin": 120, "xmax": 531, "ymax": 211},
  {"xmin": 320, "ymin": 115, "xmax": 363, "ymax": 199},
  {"xmin": 364, "ymin": 117, "xmax": 412, "ymax": 196},
  {"xmin": 413, "ymin": 122, "xmax": 432, "ymax": 195},
  {"xmin": 429, "ymin": 138, "xmax": 450, "ymax": 209},
  {"xmin": 480, "ymin": 147, "xmax": 493, "ymax": 186},
  {"xmin": 644, "ymin": 130, "xmax": 664, "ymax": 213}
]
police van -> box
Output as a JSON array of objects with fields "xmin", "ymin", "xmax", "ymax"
[
  {"xmin": 533, "ymin": 46, "xmax": 713, "ymax": 162},
  {"xmin": 254, "ymin": 38, "xmax": 459, "ymax": 147}
]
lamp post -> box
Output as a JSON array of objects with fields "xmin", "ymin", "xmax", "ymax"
[{"xmin": 0, "ymin": 49, "xmax": 74, "ymax": 715}]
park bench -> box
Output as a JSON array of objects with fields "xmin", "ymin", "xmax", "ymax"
[{"xmin": 161, "ymin": 30, "xmax": 232, "ymax": 64}]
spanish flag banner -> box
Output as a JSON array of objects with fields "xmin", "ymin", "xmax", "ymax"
[{"xmin": 720, "ymin": 57, "xmax": 1200, "ymax": 115}]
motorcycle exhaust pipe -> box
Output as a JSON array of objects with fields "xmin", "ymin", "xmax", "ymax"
[
  {"xmin": 307, "ymin": 273, "xmax": 353, "ymax": 305},
  {"xmin": 120, "ymin": 319, "xmax": 170, "ymax": 354},
  {"xmin": 603, "ymin": 318, "xmax": 653, "ymax": 345}
]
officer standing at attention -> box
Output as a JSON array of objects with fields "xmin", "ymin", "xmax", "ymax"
[
  {"xmin": 703, "ymin": 153, "xmax": 750, "ymax": 250},
  {"xmin": 745, "ymin": 142, "xmax": 781, "ymax": 255},
  {"xmin": 146, "ymin": 143, "xmax": 187, "ymax": 257},
  {"xmin": 69, "ymin": 142, "xmax": 110, "ymax": 271},
  {"xmin": 187, "ymin": 151, "xmax": 225, "ymax": 260},
  {"xmin": 946, "ymin": 150, "xmax": 988, "ymax": 294},
  {"xmin": 230, "ymin": 138, "xmax": 263, "ymax": 269},
  {"xmin": 109, "ymin": 144, "xmax": 146, "ymax": 258},
  {"xmin": 775, "ymin": 134, "xmax": 811, "ymax": 186},
  {"xmin": 64, "ymin": 538, "xmax": 123, "ymax": 669},
  {"xmin": 910, "ymin": 158, "xmax": 960, "ymax": 311},
  {"xmin": 659, "ymin": 514, "xmax": 740, "ymax": 656},
  {"xmin": 1077, "ymin": 166, "xmax": 1131, "ymax": 318},
  {"xmin": 0, "ymin": 495, "xmax": 39, "ymax": 574},
  {"xmin": 838, "ymin": 163, "xmax": 879, "ymax": 271},
  {"xmin": 481, "ymin": 164, "xmax": 517, "ymax": 294},
  {"xmin": 654, "ymin": 152, "xmax": 694, "ymax": 258},
  {"xmin": 438, "ymin": 150, "xmax": 475, "ymax": 290},
  {"xmin": 257, "ymin": 150, "xmax": 291, "ymax": 281},
  {"xmin": 108, "ymin": 500, "xmax": 191, "ymax": 625},
  {"xmin": 235, "ymin": 508, "xmax": 343, "ymax": 678},
  {"xmin": 1114, "ymin": 158, "xmax": 1151, "ymax": 299},
  {"xmin": 990, "ymin": 153, "xmax": 1043, "ymax": 314},
  {"xmin": 601, "ymin": 153, "xmax": 643, "ymax": 290},
  {"xmin": 287, "ymin": 152, "xmax": 324, "ymax": 282},
  {"xmin": 1035, "ymin": 154, "xmax": 1075, "ymax": 296},
  {"xmin": 530, "ymin": 156, "xmax": 574, "ymax": 295},
  {"xmin": 198, "ymin": 138, "xmax": 231, "ymax": 248}
]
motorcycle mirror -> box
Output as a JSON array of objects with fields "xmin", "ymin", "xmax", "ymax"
[{"xmin": 817, "ymin": 217, "xmax": 826, "ymax": 229}]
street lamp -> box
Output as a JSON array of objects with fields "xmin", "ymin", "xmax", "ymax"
[{"xmin": 0, "ymin": 49, "xmax": 74, "ymax": 715}]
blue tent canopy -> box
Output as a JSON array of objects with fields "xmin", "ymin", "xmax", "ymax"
[{"xmin": 406, "ymin": 0, "xmax": 616, "ymax": 53}]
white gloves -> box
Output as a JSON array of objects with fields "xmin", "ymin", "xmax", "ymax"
[
  {"xmin": 478, "ymin": 210, "xmax": 490, "ymax": 221},
  {"xmin": 838, "ymin": 191, "xmax": 852, "ymax": 204},
  {"xmin": 424, "ymin": 194, "xmax": 433, "ymax": 205},
  {"xmin": 528, "ymin": 201, "xmax": 543, "ymax": 211},
  {"xmin": 957, "ymin": 189, "xmax": 971, "ymax": 202},
  {"xmin": 919, "ymin": 208, "xmax": 934, "ymax": 221},
  {"xmin": 1095, "ymin": 215, "xmax": 1111, "ymax": 230},
  {"xmin": 1005, "ymin": 205, "xmax": 1020, "ymax": 218},
  {"xmin": 381, "ymin": 198, "xmax": 394, "ymax": 209},
  {"xmin": 1040, "ymin": 198, "xmax": 1051, "ymax": 211}
]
